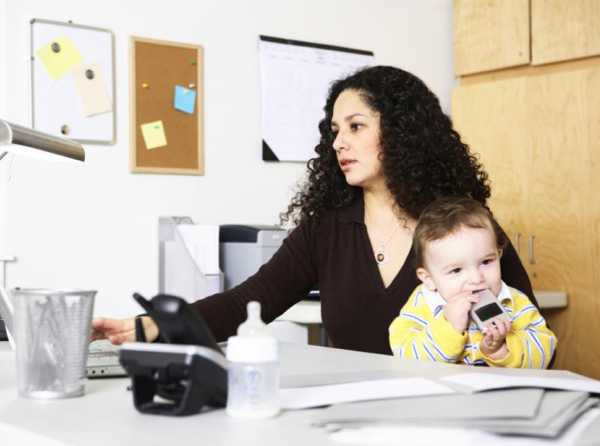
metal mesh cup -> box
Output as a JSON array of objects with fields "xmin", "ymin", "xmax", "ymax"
[{"xmin": 12, "ymin": 288, "xmax": 96, "ymax": 399}]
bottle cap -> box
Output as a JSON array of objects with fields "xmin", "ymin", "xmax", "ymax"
[
  {"xmin": 227, "ymin": 301, "xmax": 278, "ymax": 362},
  {"xmin": 236, "ymin": 301, "xmax": 268, "ymax": 336}
]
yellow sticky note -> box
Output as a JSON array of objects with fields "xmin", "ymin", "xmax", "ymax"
[
  {"xmin": 141, "ymin": 121, "xmax": 167, "ymax": 150},
  {"xmin": 36, "ymin": 37, "xmax": 83, "ymax": 80}
]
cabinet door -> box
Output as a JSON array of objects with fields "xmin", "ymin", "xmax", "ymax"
[
  {"xmin": 523, "ymin": 66, "xmax": 600, "ymax": 377},
  {"xmin": 454, "ymin": 0, "xmax": 530, "ymax": 76},
  {"xmin": 453, "ymin": 67, "xmax": 600, "ymax": 378},
  {"xmin": 452, "ymin": 76, "xmax": 532, "ymax": 273},
  {"xmin": 532, "ymin": 0, "xmax": 600, "ymax": 65}
]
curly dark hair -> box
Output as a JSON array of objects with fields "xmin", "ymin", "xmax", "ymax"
[{"xmin": 281, "ymin": 65, "xmax": 490, "ymax": 226}]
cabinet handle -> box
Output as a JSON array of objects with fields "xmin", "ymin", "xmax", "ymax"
[
  {"xmin": 528, "ymin": 235, "xmax": 536, "ymax": 265},
  {"xmin": 514, "ymin": 232, "xmax": 521, "ymax": 254}
]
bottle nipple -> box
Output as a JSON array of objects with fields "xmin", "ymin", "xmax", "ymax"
[{"xmin": 237, "ymin": 301, "xmax": 268, "ymax": 336}]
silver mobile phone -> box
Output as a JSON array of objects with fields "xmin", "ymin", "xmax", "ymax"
[{"xmin": 470, "ymin": 289, "xmax": 510, "ymax": 330}]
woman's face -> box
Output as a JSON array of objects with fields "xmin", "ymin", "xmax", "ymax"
[{"xmin": 331, "ymin": 89, "xmax": 384, "ymax": 189}]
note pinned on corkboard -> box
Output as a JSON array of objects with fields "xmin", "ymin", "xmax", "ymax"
[{"xmin": 130, "ymin": 36, "xmax": 203, "ymax": 175}]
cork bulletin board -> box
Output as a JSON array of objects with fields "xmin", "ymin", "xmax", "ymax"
[{"xmin": 130, "ymin": 36, "xmax": 203, "ymax": 175}]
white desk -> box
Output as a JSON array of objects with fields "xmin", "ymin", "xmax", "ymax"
[{"xmin": 0, "ymin": 342, "xmax": 597, "ymax": 446}]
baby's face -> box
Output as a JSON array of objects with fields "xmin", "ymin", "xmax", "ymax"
[{"xmin": 418, "ymin": 225, "xmax": 502, "ymax": 300}]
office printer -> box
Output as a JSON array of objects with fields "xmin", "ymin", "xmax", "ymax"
[
  {"xmin": 219, "ymin": 225, "xmax": 320, "ymax": 301},
  {"xmin": 219, "ymin": 225, "xmax": 287, "ymax": 290}
]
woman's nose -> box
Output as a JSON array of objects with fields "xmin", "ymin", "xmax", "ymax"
[{"xmin": 333, "ymin": 131, "xmax": 347, "ymax": 153}]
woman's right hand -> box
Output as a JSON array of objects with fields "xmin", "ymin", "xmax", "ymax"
[{"xmin": 90, "ymin": 316, "xmax": 159, "ymax": 345}]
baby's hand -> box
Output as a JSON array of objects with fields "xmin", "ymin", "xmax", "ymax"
[
  {"xmin": 443, "ymin": 291, "xmax": 480, "ymax": 333},
  {"xmin": 480, "ymin": 319, "xmax": 512, "ymax": 357}
]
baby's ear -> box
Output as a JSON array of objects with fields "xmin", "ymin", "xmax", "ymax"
[{"xmin": 416, "ymin": 267, "xmax": 436, "ymax": 292}]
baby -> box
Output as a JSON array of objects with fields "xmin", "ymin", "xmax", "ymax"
[{"xmin": 389, "ymin": 197, "xmax": 557, "ymax": 368}]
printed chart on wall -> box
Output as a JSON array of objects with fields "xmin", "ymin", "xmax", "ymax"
[
  {"xmin": 130, "ymin": 36, "xmax": 203, "ymax": 175},
  {"xmin": 30, "ymin": 19, "xmax": 115, "ymax": 144},
  {"xmin": 259, "ymin": 35, "xmax": 375, "ymax": 162}
]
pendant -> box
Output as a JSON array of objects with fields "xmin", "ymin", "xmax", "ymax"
[{"xmin": 375, "ymin": 251, "xmax": 386, "ymax": 264}]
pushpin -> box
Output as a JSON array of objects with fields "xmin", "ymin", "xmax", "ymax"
[
  {"xmin": 188, "ymin": 83, "xmax": 195, "ymax": 89},
  {"xmin": 141, "ymin": 82, "xmax": 149, "ymax": 89}
]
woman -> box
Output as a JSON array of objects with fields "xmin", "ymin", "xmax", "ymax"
[{"xmin": 92, "ymin": 66, "xmax": 535, "ymax": 355}]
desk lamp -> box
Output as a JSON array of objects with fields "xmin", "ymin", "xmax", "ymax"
[
  {"xmin": 0, "ymin": 119, "xmax": 85, "ymax": 161},
  {"xmin": 0, "ymin": 118, "xmax": 85, "ymax": 340}
]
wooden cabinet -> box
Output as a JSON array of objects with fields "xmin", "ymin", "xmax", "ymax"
[
  {"xmin": 455, "ymin": 0, "xmax": 600, "ymax": 74},
  {"xmin": 452, "ymin": 64, "xmax": 600, "ymax": 378},
  {"xmin": 453, "ymin": 0, "xmax": 530, "ymax": 75},
  {"xmin": 532, "ymin": 0, "xmax": 600, "ymax": 65}
]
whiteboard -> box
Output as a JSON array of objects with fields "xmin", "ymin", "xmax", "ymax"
[
  {"xmin": 259, "ymin": 35, "xmax": 374, "ymax": 162},
  {"xmin": 30, "ymin": 19, "xmax": 115, "ymax": 144}
]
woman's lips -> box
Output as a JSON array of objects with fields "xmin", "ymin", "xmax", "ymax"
[{"xmin": 339, "ymin": 159, "xmax": 356, "ymax": 171}]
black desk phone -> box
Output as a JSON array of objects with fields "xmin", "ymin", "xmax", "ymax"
[{"xmin": 118, "ymin": 293, "xmax": 228, "ymax": 416}]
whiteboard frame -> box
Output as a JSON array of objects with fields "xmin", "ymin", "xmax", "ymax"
[
  {"xmin": 30, "ymin": 18, "xmax": 116, "ymax": 145},
  {"xmin": 259, "ymin": 35, "xmax": 374, "ymax": 163}
]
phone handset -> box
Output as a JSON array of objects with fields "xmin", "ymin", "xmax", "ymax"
[{"xmin": 132, "ymin": 292, "xmax": 222, "ymax": 353}]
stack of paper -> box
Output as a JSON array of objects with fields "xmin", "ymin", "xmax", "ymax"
[
  {"xmin": 279, "ymin": 377, "xmax": 455, "ymax": 410},
  {"xmin": 277, "ymin": 345, "xmax": 600, "ymax": 442},
  {"xmin": 312, "ymin": 390, "xmax": 598, "ymax": 438}
]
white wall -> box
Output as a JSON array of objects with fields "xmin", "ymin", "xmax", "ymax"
[
  {"xmin": 1, "ymin": 0, "xmax": 9, "ymax": 266},
  {"xmin": 0, "ymin": 0, "xmax": 453, "ymax": 317}
]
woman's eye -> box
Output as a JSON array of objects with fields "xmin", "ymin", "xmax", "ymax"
[{"xmin": 350, "ymin": 123, "xmax": 362, "ymax": 131}]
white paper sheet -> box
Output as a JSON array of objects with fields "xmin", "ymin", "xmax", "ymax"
[
  {"xmin": 176, "ymin": 224, "xmax": 220, "ymax": 275},
  {"xmin": 259, "ymin": 37, "xmax": 374, "ymax": 162},
  {"xmin": 442, "ymin": 372, "xmax": 600, "ymax": 394},
  {"xmin": 328, "ymin": 410, "xmax": 600, "ymax": 446},
  {"xmin": 279, "ymin": 377, "xmax": 454, "ymax": 410}
]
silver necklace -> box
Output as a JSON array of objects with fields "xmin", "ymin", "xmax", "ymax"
[{"xmin": 374, "ymin": 224, "xmax": 400, "ymax": 265}]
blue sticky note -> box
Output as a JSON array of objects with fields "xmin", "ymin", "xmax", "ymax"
[{"xmin": 173, "ymin": 85, "xmax": 197, "ymax": 114}]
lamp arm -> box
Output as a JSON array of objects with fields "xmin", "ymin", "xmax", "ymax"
[{"xmin": 0, "ymin": 119, "xmax": 85, "ymax": 162}]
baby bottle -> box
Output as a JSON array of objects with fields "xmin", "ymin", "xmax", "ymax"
[{"xmin": 226, "ymin": 301, "xmax": 280, "ymax": 418}]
